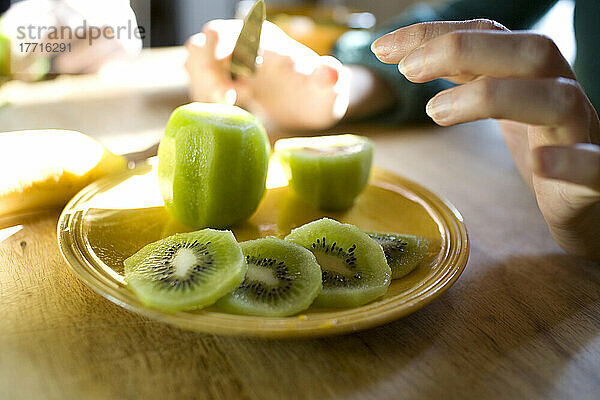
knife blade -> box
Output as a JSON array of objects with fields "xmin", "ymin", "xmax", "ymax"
[{"xmin": 230, "ymin": 0, "xmax": 266, "ymax": 79}]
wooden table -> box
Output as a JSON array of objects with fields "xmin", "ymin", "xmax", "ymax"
[{"xmin": 1, "ymin": 48, "xmax": 599, "ymax": 400}]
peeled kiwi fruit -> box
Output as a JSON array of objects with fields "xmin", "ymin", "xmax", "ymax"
[
  {"xmin": 124, "ymin": 229, "xmax": 246, "ymax": 311},
  {"xmin": 274, "ymin": 134, "xmax": 373, "ymax": 210},
  {"xmin": 285, "ymin": 218, "xmax": 391, "ymax": 308},
  {"xmin": 0, "ymin": 30, "xmax": 9, "ymax": 79},
  {"xmin": 158, "ymin": 103, "xmax": 270, "ymax": 229},
  {"xmin": 217, "ymin": 237, "xmax": 322, "ymax": 317},
  {"xmin": 367, "ymin": 232, "xmax": 429, "ymax": 279}
]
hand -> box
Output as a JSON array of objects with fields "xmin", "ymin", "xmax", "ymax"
[
  {"xmin": 2, "ymin": 0, "xmax": 141, "ymax": 78},
  {"xmin": 372, "ymin": 19, "xmax": 600, "ymax": 259},
  {"xmin": 185, "ymin": 19, "xmax": 350, "ymax": 131}
]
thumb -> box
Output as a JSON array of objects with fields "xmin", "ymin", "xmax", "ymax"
[{"xmin": 531, "ymin": 144, "xmax": 600, "ymax": 192}]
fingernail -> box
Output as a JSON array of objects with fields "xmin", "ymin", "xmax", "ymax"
[
  {"xmin": 426, "ymin": 92, "xmax": 452, "ymax": 122},
  {"xmin": 371, "ymin": 34, "xmax": 394, "ymax": 58},
  {"xmin": 314, "ymin": 64, "xmax": 339, "ymax": 86},
  {"xmin": 189, "ymin": 32, "xmax": 206, "ymax": 47},
  {"xmin": 398, "ymin": 46, "xmax": 424, "ymax": 77}
]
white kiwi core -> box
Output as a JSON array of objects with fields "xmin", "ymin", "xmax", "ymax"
[
  {"xmin": 299, "ymin": 144, "xmax": 363, "ymax": 156},
  {"xmin": 246, "ymin": 264, "xmax": 279, "ymax": 286},
  {"xmin": 171, "ymin": 248, "xmax": 199, "ymax": 279},
  {"xmin": 315, "ymin": 252, "xmax": 353, "ymax": 275}
]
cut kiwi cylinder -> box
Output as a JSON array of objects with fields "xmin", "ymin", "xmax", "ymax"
[
  {"xmin": 367, "ymin": 232, "xmax": 429, "ymax": 280},
  {"xmin": 274, "ymin": 134, "xmax": 373, "ymax": 210},
  {"xmin": 217, "ymin": 237, "xmax": 322, "ymax": 317},
  {"xmin": 124, "ymin": 229, "xmax": 246, "ymax": 312},
  {"xmin": 285, "ymin": 218, "xmax": 391, "ymax": 308},
  {"xmin": 158, "ymin": 103, "xmax": 270, "ymax": 229}
]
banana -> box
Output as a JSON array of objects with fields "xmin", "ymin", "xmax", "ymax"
[{"xmin": 0, "ymin": 130, "xmax": 127, "ymax": 217}]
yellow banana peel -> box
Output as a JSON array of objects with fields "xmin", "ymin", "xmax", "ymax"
[{"xmin": 0, "ymin": 130, "xmax": 127, "ymax": 217}]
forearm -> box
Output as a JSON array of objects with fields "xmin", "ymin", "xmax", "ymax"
[{"xmin": 344, "ymin": 65, "xmax": 397, "ymax": 120}]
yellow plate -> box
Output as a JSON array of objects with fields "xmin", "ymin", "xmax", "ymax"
[{"xmin": 57, "ymin": 158, "xmax": 469, "ymax": 337}]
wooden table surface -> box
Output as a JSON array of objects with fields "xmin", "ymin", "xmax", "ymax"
[{"xmin": 1, "ymin": 48, "xmax": 599, "ymax": 400}]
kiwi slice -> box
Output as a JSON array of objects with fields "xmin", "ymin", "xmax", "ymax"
[
  {"xmin": 217, "ymin": 237, "xmax": 322, "ymax": 317},
  {"xmin": 158, "ymin": 103, "xmax": 270, "ymax": 229},
  {"xmin": 285, "ymin": 218, "xmax": 391, "ymax": 308},
  {"xmin": 367, "ymin": 232, "xmax": 429, "ymax": 279},
  {"xmin": 124, "ymin": 229, "xmax": 246, "ymax": 311},
  {"xmin": 274, "ymin": 134, "xmax": 373, "ymax": 210}
]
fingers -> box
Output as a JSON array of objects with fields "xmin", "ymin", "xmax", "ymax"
[
  {"xmin": 185, "ymin": 28, "xmax": 236, "ymax": 104},
  {"xmin": 318, "ymin": 56, "xmax": 350, "ymax": 121},
  {"xmin": 312, "ymin": 56, "xmax": 342, "ymax": 86},
  {"xmin": 185, "ymin": 20, "xmax": 243, "ymax": 61},
  {"xmin": 371, "ymin": 19, "xmax": 507, "ymax": 63},
  {"xmin": 202, "ymin": 19, "xmax": 242, "ymax": 60},
  {"xmin": 186, "ymin": 32, "xmax": 208, "ymax": 53},
  {"xmin": 397, "ymin": 31, "xmax": 575, "ymax": 83},
  {"xmin": 531, "ymin": 144, "xmax": 600, "ymax": 191},
  {"xmin": 426, "ymin": 77, "xmax": 589, "ymax": 132},
  {"xmin": 185, "ymin": 29, "xmax": 217, "ymax": 66}
]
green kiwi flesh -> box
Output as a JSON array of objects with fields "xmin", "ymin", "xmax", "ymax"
[
  {"xmin": 367, "ymin": 232, "xmax": 429, "ymax": 279},
  {"xmin": 158, "ymin": 103, "xmax": 270, "ymax": 229},
  {"xmin": 124, "ymin": 229, "xmax": 245, "ymax": 311},
  {"xmin": 274, "ymin": 134, "xmax": 373, "ymax": 210},
  {"xmin": 0, "ymin": 31, "xmax": 10, "ymax": 78},
  {"xmin": 217, "ymin": 237, "xmax": 322, "ymax": 317},
  {"xmin": 285, "ymin": 218, "xmax": 391, "ymax": 308}
]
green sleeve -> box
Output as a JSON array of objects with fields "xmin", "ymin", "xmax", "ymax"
[
  {"xmin": 573, "ymin": 0, "xmax": 600, "ymax": 114},
  {"xmin": 333, "ymin": 3, "xmax": 451, "ymax": 123},
  {"xmin": 333, "ymin": 0, "xmax": 558, "ymax": 123}
]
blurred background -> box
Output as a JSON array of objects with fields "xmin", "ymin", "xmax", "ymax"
[
  {"xmin": 0, "ymin": 0, "xmax": 576, "ymax": 87},
  {"xmin": 0, "ymin": 0, "xmax": 576, "ymax": 153},
  {"xmin": 146, "ymin": 0, "xmax": 442, "ymax": 48},
  {"xmin": 1, "ymin": 0, "xmax": 575, "ymax": 53},
  {"xmin": 124, "ymin": 0, "xmax": 576, "ymax": 61},
  {"xmin": 99, "ymin": 0, "xmax": 576, "ymax": 64}
]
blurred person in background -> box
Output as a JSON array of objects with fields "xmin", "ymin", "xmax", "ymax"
[
  {"xmin": 186, "ymin": 0, "xmax": 600, "ymax": 259},
  {"xmin": 0, "ymin": 0, "xmax": 142, "ymax": 80},
  {"xmin": 186, "ymin": 0, "xmax": 598, "ymax": 129}
]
